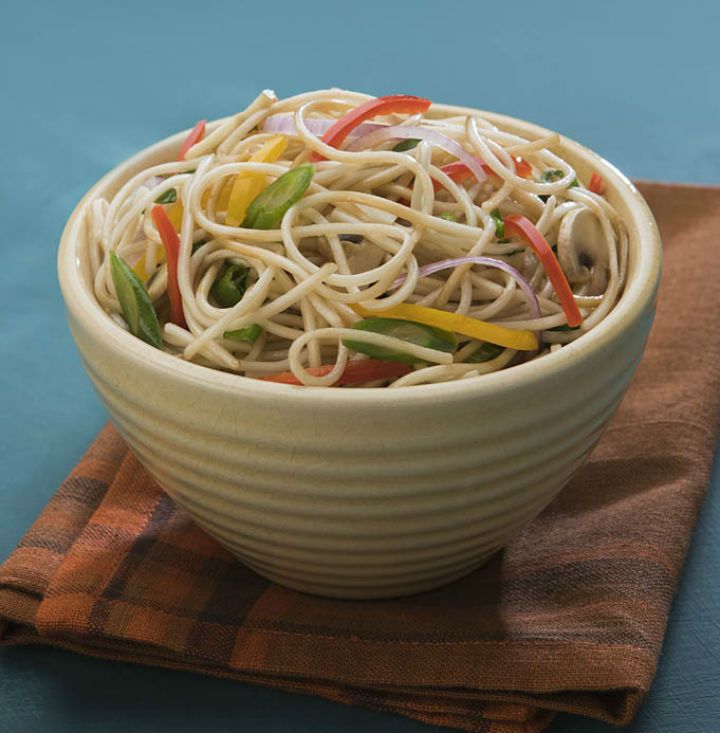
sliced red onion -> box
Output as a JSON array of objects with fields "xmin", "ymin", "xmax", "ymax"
[
  {"xmin": 347, "ymin": 126, "xmax": 488, "ymax": 185},
  {"xmin": 392, "ymin": 256, "xmax": 540, "ymax": 319},
  {"xmin": 141, "ymin": 175, "xmax": 165, "ymax": 190},
  {"xmin": 263, "ymin": 114, "xmax": 384, "ymax": 138}
]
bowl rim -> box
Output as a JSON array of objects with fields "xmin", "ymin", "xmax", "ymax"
[{"xmin": 58, "ymin": 99, "xmax": 662, "ymax": 406}]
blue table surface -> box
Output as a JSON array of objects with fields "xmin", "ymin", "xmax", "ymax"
[{"xmin": 2, "ymin": 1, "xmax": 719, "ymax": 731}]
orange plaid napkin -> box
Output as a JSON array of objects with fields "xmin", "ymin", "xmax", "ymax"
[{"xmin": 2, "ymin": 182, "xmax": 719, "ymax": 733}]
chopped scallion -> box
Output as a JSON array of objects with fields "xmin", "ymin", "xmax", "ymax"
[
  {"xmin": 465, "ymin": 342, "xmax": 504, "ymax": 363},
  {"xmin": 154, "ymin": 188, "xmax": 177, "ymax": 204},
  {"xmin": 224, "ymin": 323, "xmax": 263, "ymax": 343},
  {"xmin": 243, "ymin": 165, "xmax": 314, "ymax": 229},
  {"xmin": 392, "ymin": 138, "xmax": 420, "ymax": 152},
  {"xmin": 343, "ymin": 317, "xmax": 457, "ymax": 365},
  {"xmin": 109, "ymin": 251, "xmax": 162, "ymax": 348},
  {"xmin": 211, "ymin": 263, "xmax": 249, "ymax": 308}
]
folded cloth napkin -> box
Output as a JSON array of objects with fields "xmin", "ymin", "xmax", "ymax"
[{"xmin": 1, "ymin": 182, "xmax": 719, "ymax": 733}]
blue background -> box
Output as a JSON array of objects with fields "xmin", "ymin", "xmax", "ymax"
[{"xmin": 1, "ymin": 0, "xmax": 719, "ymax": 731}]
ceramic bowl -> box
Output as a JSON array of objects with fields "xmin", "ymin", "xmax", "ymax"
[{"xmin": 57, "ymin": 104, "xmax": 661, "ymax": 599}]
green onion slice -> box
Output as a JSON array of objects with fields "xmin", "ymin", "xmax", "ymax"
[
  {"xmin": 211, "ymin": 263, "xmax": 249, "ymax": 308},
  {"xmin": 224, "ymin": 324, "xmax": 263, "ymax": 343},
  {"xmin": 392, "ymin": 139, "xmax": 420, "ymax": 152},
  {"xmin": 109, "ymin": 251, "xmax": 162, "ymax": 348},
  {"xmin": 490, "ymin": 209, "xmax": 504, "ymax": 238},
  {"xmin": 540, "ymin": 169, "xmax": 565, "ymax": 183},
  {"xmin": 440, "ymin": 211, "xmax": 458, "ymax": 222},
  {"xmin": 243, "ymin": 165, "xmax": 314, "ymax": 229},
  {"xmin": 343, "ymin": 317, "xmax": 457, "ymax": 365},
  {"xmin": 154, "ymin": 188, "xmax": 177, "ymax": 204},
  {"xmin": 465, "ymin": 342, "xmax": 504, "ymax": 363}
]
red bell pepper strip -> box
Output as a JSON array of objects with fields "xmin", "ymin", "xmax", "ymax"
[
  {"xmin": 311, "ymin": 94, "xmax": 432, "ymax": 162},
  {"xmin": 432, "ymin": 156, "xmax": 532, "ymax": 192},
  {"xmin": 151, "ymin": 205, "xmax": 187, "ymax": 328},
  {"xmin": 503, "ymin": 215, "xmax": 583, "ymax": 327},
  {"xmin": 177, "ymin": 120, "xmax": 206, "ymax": 161},
  {"xmin": 260, "ymin": 359, "xmax": 412, "ymax": 386},
  {"xmin": 513, "ymin": 156, "xmax": 533, "ymax": 178},
  {"xmin": 588, "ymin": 172, "xmax": 606, "ymax": 195}
]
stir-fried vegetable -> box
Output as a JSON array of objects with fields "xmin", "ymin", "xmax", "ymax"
[
  {"xmin": 131, "ymin": 137, "xmax": 298, "ymax": 282},
  {"xmin": 166, "ymin": 201, "xmax": 184, "ymax": 230},
  {"xmin": 224, "ymin": 324, "xmax": 263, "ymax": 343},
  {"xmin": 432, "ymin": 156, "xmax": 532, "ymax": 193},
  {"xmin": 392, "ymin": 138, "xmax": 420, "ymax": 152},
  {"xmin": 548, "ymin": 324, "xmax": 581, "ymax": 332},
  {"xmin": 109, "ymin": 251, "xmax": 162, "ymax": 348},
  {"xmin": 512, "ymin": 156, "xmax": 532, "ymax": 177},
  {"xmin": 490, "ymin": 208, "xmax": 504, "ymax": 238},
  {"xmin": 351, "ymin": 126, "xmax": 488, "ymax": 186},
  {"xmin": 352, "ymin": 303, "xmax": 538, "ymax": 351},
  {"xmin": 132, "ymin": 252, "xmax": 154, "ymax": 282},
  {"xmin": 263, "ymin": 114, "xmax": 383, "ymax": 139},
  {"xmin": 243, "ymin": 164, "xmax": 314, "ymax": 229},
  {"xmin": 311, "ymin": 94, "xmax": 431, "ymax": 161},
  {"xmin": 503, "ymin": 215, "xmax": 583, "ymax": 327},
  {"xmin": 339, "ymin": 233, "xmax": 364, "ymax": 243},
  {"xmin": 177, "ymin": 120, "xmax": 206, "ymax": 161},
  {"xmin": 155, "ymin": 188, "xmax": 177, "ymax": 204},
  {"xmin": 391, "ymin": 256, "xmax": 541, "ymax": 319},
  {"xmin": 260, "ymin": 359, "xmax": 412, "ymax": 386},
  {"xmin": 588, "ymin": 172, "xmax": 606, "ymax": 195},
  {"xmin": 149, "ymin": 120, "xmax": 206, "ymax": 241},
  {"xmin": 344, "ymin": 317, "xmax": 457, "ymax": 364},
  {"xmin": 211, "ymin": 263, "xmax": 249, "ymax": 308},
  {"xmin": 466, "ymin": 342, "xmax": 504, "ymax": 363},
  {"xmin": 439, "ymin": 211, "xmax": 458, "ymax": 222},
  {"xmin": 133, "ymin": 198, "xmax": 183, "ymax": 282},
  {"xmin": 151, "ymin": 205, "xmax": 186, "ymax": 328},
  {"xmin": 225, "ymin": 134, "xmax": 288, "ymax": 226},
  {"xmin": 539, "ymin": 169, "xmax": 578, "ymax": 200}
]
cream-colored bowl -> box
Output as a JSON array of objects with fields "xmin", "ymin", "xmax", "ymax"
[{"xmin": 58, "ymin": 105, "xmax": 661, "ymax": 599}]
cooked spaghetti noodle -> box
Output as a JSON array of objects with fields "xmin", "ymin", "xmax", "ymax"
[{"xmin": 88, "ymin": 89, "xmax": 627, "ymax": 387}]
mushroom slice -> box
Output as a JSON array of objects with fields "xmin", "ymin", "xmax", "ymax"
[
  {"xmin": 556, "ymin": 207, "xmax": 608, "ymax": 294},
  {"xmin": 348, "ymin": 241, "xmax": 386, "ymax": 274}
]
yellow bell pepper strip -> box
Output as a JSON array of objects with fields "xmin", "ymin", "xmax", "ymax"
[
  {"xmin": 351, "ymin": 303, "xmax": 538, "ymax": 351},
  {"xmin": 503, "ymin": 214, "xmax": 583, "ymax": 327},
  {"xmin": 132, "ymin": 253, "xmax": 154, "ymax": 282},
  {"xmin": 215, "ymin": 181, "xmax": 233, "ymax": 211},
  {"xmin": 151, "ymin": 205, "xmax": 186, "ymax": 328},
  {"xmin": 225, "ymin": 135, "xmax": 288, "ymax": 226},
  {"xmin": 166, "ymin": 201, "xmax": 184, "ymax": 230}
]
